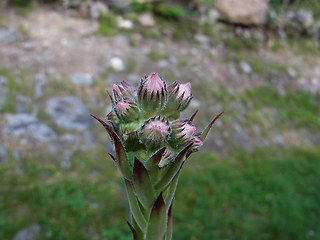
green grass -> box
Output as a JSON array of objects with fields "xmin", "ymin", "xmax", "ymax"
[
  {"xmin": 225, "ymin": 53, "xmax": 288, "ymax": 75},
  {"xmin": 0, "ymin": 147, "xmax": 319, "ymax": 240},
  {"xmin": 239, "ymin": 87, "xmax": 320, "ymax": 130},
  {"xmin": 224, "ymin": 36, "xmax": 260, "ymax": 52},
  {"xmin": 147, "ymin": 49, "xmax": 168, "ymax": 62},
  {"xmin": 270, "ymin": 0, "xmax": 320, "ymax": 19},
  {"xmin": 0, "ymin": 68, "xmax": 34, "ymax": 113},
  {"xmin": 175, "ymin": 147, "xmax": 320, "ymax": 240},
  {"xmin": 98, "ymin": 14, "xmax": 118, "ymax": 36}
]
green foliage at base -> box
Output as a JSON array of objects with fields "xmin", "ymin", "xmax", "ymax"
[{"xmin": 0, "ymin": 147, "xmax": 319, "ymax": 240}]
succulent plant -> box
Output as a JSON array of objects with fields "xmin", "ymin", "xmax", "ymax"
[{"xmin": 91, "ymin": 72, "xmax": 223, "ymax": 240}]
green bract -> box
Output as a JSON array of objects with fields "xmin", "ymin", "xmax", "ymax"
[{"xmin": 91, "ymin": 72, "xmax": 223, "ymax": 240}]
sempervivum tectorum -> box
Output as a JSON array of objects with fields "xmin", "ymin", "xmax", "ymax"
[
  {"xmin": 91, "ymin": 72, "xmax": 223, "ymax": 240},
  {"xmin": 138, "ymin": 72, "xmax": 167, "ymax": 115},
  {"xmin": 139, "ymin": 116, "xmax": 170, "ymax": 146}
]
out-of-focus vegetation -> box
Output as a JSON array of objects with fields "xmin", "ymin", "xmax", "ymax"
[
  {"xmin": 270, "ymin": 0, "xmax": 320, "ymax": 16},
  {"xmin": 1, "ymin": 147, "xmax": 319, "ymax": 239}
]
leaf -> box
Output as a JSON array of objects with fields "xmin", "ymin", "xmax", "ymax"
[
  {"xmin": 165, "ymin": 203, "xmax": 173, "ymax": 240},
  {"xmin": 131, "ymin": 215, "xmax": 144, "ymax": 240},
  {"xmin": 90, "ymin": 114, "xmax": 113, "ymax": 138},
  {"xmin": 145, "ymin": 193, "xmax": 167, "ymax": 240},
  {"xmin": 133, "ymin": 157, "xmax": 156, "ymax": 209},
  {"xmin": 127, "ymin": 221, "xmax": 138, "ymax": 240},
  {"xmin": 164, "ymin": 163, "xmax": 183, "ymax": 211},
  {"xmin": 124, "ymin": 179, "xmax": 147, "ymax": 231},
  {"xmin": 91, "ymin": 114, "xmax": 133, "ymax": 181},
  {"xmin": 155, "ymin": 143, "xmax": 192, "ymax": 191},
  {"xmin": 145, "ymin": 147, "xmax": 167, "ymax": 170},
  {"xmin": 107, "ymin": 153, "xmax": 116, "ymax": 162},
  {"xmin": 188, "ymin": 109, "xmax": 198, "ymax": 122},
  {"xmin": 199, "ymin": 111, "xmax": 224, "ymax": 142}
]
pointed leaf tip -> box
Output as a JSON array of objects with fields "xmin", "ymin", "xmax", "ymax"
[
  {"xmin": 91, "ymin": 114, "xmax": 132, "ymax": 180},
  {"xmin": 146, "ymin": 192, "xmax": 167, "ymax": 240},
  {"xmin": 156, "ymin": 143, "xmax": 192, "ymax": 190},
  {"xmin": 124, "ymin": 179, "xmax": 147, "ymax": 230},
  {"xmin": 133, "ymin": 157, "xmax": 146, "ymax": 184},
  {"xmin": 153, "ymin": 192, "xmax": 165, "ymax": 216},
  {"xmin": 90, "ymin": 114, "xmax": 112, "ymax": 134},
  {"xmin": 146, "ymin": 147, "xmax": 167, "ymax": 169},
  {"xmin": 127, "ymin": 221, "xmax": 138, "ymax": 240},
  {"xmin": 188, "ymin": 110, "xmax": 199, "ymax": 122},
  {"xmin": 200, "ymin": 111, "xmax": 224, "ymax": 141},
  {"xmin": 133, "ymin": 157, "xmax": 156, "ymax": 208},
  {"xmin": 108, "ymin": 153, "xmax": 116, "ymax": 162}
]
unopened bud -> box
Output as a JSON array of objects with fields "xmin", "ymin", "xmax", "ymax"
[
  {"xmin": 167, "ymin": 82, "xmax": 192, "ymax": 112},
  {"xmin": 106, "ymin": 110, "xmax": 118, "ymax": 122},
  {"xmin": 112, "ymin": 81, "xmax": 135, "ymax": 100},
  {"xmin": 114, "ymin": 98, "xmax": 139, "ymax": 121},
  {"xmin": 138, "ymin": 72, "xmax": 167, "ymax": 113},
  {"xmin": 139, "ymin": 116, "xmax": 170, "ymax": 145},
  {"xmin": 190, "ymin": 136, "xmax": 203, "ymax": 152},
  {"xmin": 171, "ymin": 121, "xmax": 196, "ymax": 146}
]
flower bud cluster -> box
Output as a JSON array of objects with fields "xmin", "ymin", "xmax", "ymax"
[
  {"xmin": 92, "ymin": 72, "xmax": 224, "ymax": 240},
  {"xmin": 106, "ymin": 72, "xmax": 203, "ymax": 167}
]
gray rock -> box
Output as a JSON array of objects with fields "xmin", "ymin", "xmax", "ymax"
[
  {"xmin": 2, "ymin": 114, "xmax": 57, "ymax": 142},
  {"xmin": 34, "ymin": 73, "xmax": 47, "ymax": 98},
  {"xmin": 207, "ymin": 8, "xmax": 220, "ymax": 24},
  {"xmin": 46, "ymin": 96, "xmax": 92, "ymax": 130},
  {"xmin": 138, "ymin": 13, "xmax": 156, "ymax": 27},
  {"xmin": 22, "ymin": 41, "xmax": 36, "ymax": 51},
  {"xmin": 70, "ymin": 73, "xmax": 93, "ymax": 86},
  {"xmin": 169, "ymin": 56, "xmax": 178, "ymax": 65},
  {"xmin": 157, "ymin": 59, "xmax": 169, "ymax": 68},
  {"xmin": 284, "ymin": 10, "xmax": 315, "ymax": 35},
  {"xmin": 101, "ymin": 0, "xmax": 131, "ymax": 12},
  {"xmin": 15, "ymin": 94, "xmax": 31, "ymax": 113},
  {"xmin": 194, "ymin": 34, "xmax": 210, "ymax": 48},
  {"xmin": 0, "ymin": 27, "xmax": 21, "ymax": 43},
  {"xmin": 14, "ymin": 224, "xmax": 40, "ymax": 240},
  {"xmin": 294, "ymin": 10, "xmax": 314, "ymax": 28},
  {"xmin": 0, "ymin": 145, "xmax": 7, "ymax": 163},
  {"xmin": 90, "ymin": 1, "xmax": 109, "ymax": 19},
  {"xmin": 117, "ymin": 17, "xmax": 133, "ymax": 29},
  {"xmin": 215, "ymin": 0, "xmax": 269, "ymax": 25},
  {"xmin": 240, "ymin": 61, "xmax": 252, "ymax": 74},
  {"xmin": 110, "ymin": 57, "xmax": 125, "ymax": 72},
  {"xmin": 0, "ymin": 76, "xmax": 8, "ymax": 108},
  {"xmin": 63, "ymin": 0, "xmax": 82, "ymax": 8}
]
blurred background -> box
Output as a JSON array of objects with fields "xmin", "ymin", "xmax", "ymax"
[{"xmin": 0, "ymin": 0, "xmax": 320, "ymax": 239}]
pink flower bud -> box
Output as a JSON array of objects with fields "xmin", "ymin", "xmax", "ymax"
[
  {"xmin": 114, "ymin": 98, "xmax": 139, "ymax": 121},
  {"xmin": 167, "ymin": 82, "xmax": 192, "ymax": 112},
  {"xmin": 171, "ymin": 120, "xmax": 197, "ymax": 146},
  {"xmin": 112, "ymin": 80, "xmax": 135, "ymax": 100},
  {"xmin": 138, "ymin": 72, "xmax": 167, "ymax": 112},
  {"xmin": 190, "ymin": 136, "xmax": 203, "ymax": 152},
  {"xmin": 139, "ymin": 116, "xmax": 170, "ymax": 144},
  {"xmin": 106, "ymin": 110, "xmax": 117, "ymax": 122},
  {"xmin": 177, "ymin": 83, "xmax": 191, "ymax": 99}
]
